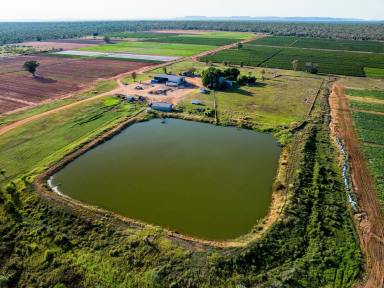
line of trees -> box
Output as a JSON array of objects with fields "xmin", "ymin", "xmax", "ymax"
[{"xmin": 0, "ymin": 21, "xmax": 383, "ymax": 45}]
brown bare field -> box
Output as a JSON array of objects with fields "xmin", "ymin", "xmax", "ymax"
[
  {"xmin": 329, "ymin": 82, "xmax": 384, "ymax": 288},
  {"xmin": 0, "ymin": 55, "xmax": 155, "ymax": 114},
  {"xmin": 19, "ymin": 41, "xmax": 97, "ymax": 50}
]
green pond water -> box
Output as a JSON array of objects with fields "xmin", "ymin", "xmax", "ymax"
[{"xmin": 51, "ymin": 119, "xmax": 281, "ymax": 240}]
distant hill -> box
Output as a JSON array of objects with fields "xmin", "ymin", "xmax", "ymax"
[{"xmin": 174, "ymin": 16, "xmax": 381, "ymax": 22}]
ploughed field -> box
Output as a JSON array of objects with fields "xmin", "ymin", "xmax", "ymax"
[
  {"xmin": 51, "ymin": 118, "xmax": 281, "ymax": 240},
  {"xmin": 0, "ymin": 55, "xmax": 154, "ymax": 114}
]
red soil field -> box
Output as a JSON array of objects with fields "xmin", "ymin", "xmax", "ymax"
[
  {"xmin": 19, "ymin": 41, "xmax": 97, "ymax": 51},
  {"xmin": 0, "ymin": 55, "xmax": 154, "ymax": 114}
]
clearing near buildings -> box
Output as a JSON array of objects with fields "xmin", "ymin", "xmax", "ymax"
[{"xmin": 0, "ymin": 24, "xmax": 383, "ymax": 288}]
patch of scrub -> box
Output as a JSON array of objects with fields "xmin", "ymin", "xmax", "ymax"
[{"xmin": 51, "ymin": 119, "xmax": 281, "ymax": 240}]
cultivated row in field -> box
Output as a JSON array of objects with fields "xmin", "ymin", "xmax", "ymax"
[{"xmin": 0, "ymin": 55, "xmax": 154, "ymax": 114}]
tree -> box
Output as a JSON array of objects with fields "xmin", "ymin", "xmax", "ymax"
[
  {"xmin": 23, "ymin": 60, "xmax": 40, "ymax": 77},
  {"xmin": 103, "ymin": 36, "xmax": 112, "ymax": 43},
  {"xmin": 0, "ymin": 168, "xmax": 6, "ymax": 179},
  {"xmin": 202, "ymin": 67, "xmax": 225, "ymax": 90},
  {"xmin": 93, "ymin": 32, "xmax": 99, "ymax": 39},
  {"xmin": 132, "ymin": 72, "xmax": 137, "ymax": 82},
  {"xmin": 305, "ymin": 62, "xmax": 319, "ymax": 74},
  {"xmin": 260, "ymin": 69, "xmax": 266, "ymax": 81},
  {"xmin": 237, "ymin": 43, "xmax": 243, "ymax": 49},
  {"xmin": 36, "ymin": 36, "xmax": 42, "ymax": 42},
  {"xmin": 162, "ymin": 67, "xmax": 168, "ymax": 74},
  {"xmin": 238, "ymin": 75, "xmax": 257, "ymax": 86},
  {"xmin": 223, "ymin": 67, "xmax": 240, "ymax": 81},
  {"xmin": 292, "ymin": 59, "xmax": 299, "ymax": 71},
  {"xmin": 240, "ymin": 62, "xmax": 244, "ymax": 68}
]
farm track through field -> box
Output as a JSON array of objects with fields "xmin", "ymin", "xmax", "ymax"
[
  {"xmin": 348, "ymin": 96, "xmax": 384, "ymax": 105},
  {"xmin": 329, "ymin": 82, "xmax": 384, "ymax": 288},
  {"xmin": 350, "ymin": 108, "xmax": 384, "ymax": 116},
  {"xmin": 0, "ymin": 35, "xmax": 265, "ymax": 137}
]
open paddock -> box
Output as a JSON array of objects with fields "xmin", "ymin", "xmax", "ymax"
[{"xmin": 0, "ymin": 55, "xmax": 155, "ymax": 114}]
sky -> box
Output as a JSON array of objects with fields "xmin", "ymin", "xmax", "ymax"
[{"xmin": 0, "ymin": 0, "xmax": 383, "ymax": 21}]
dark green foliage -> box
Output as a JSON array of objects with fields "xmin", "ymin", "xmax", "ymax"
[
  {"xmin": 0, "ymin": 21, "xmax": 383, "ymax": 45},
  {"xmin": 223, "ymin": 67, "xmax": 241, "ymax": 81},
  {"xmin": 238, "ymin": 75, "xmax": 257, "ymax": 86},
  {"xmin": 23, "ymin": 60, "xmax": 40, "ymax": 76},
  {"xmin": 202, "ymin": 67, "xmax": 225, "ymax": 90}
]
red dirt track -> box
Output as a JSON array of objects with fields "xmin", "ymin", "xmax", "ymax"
[
  {"xmin": 0, "ymin": 55, "xmax": 155, "ymax": 114},
  {"xmin": 329, "ymin": 82, "xmax": 384, "ymax": 288}
]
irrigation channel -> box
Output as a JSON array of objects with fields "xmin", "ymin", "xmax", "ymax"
[{"xmin": 49, "ymin": 118, "xmax": 281, "ymax": 240}]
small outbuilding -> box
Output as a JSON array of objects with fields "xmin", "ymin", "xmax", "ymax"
[
  {"xmin": 151, "ymin": 102, "xmax": 174, "ymax": 112},
  {"xmin": 191, "ymin": 100, "xmax": 201, "ymax": 105},
  {"xmin": 200, "ymin": 88, "xmax": 210, "ymax": 94}
]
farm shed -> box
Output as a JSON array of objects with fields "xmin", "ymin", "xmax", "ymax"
[
  {"xmin": 191, "ymin": 100, "xmax": 201, "ymax": 105},
  {"xmin": 151, "ymin": 102, "xmax": 174, "ymax": 112},
  {"xmin": 153, "ymin": 74, "xmax": 186, "ymax": 85}
]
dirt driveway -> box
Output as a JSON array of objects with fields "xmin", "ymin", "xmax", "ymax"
[{"xmin": 120, "ymin": 77, "xmax": 202, "ymax": 105}]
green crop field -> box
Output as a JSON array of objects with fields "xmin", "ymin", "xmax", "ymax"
[
  {"xmin": 364, "ymin": 67, "xmax": 384, "ymax": 78},
  {"xmin": 78, "ymin": 41, "xmax": 216, "ymax": 56},
  {"xmin": 250, "ymin": 36, "xmax": 299, "ymax": 46},
  {"xmin": 350, "ymin": 100, "xmax": 384, "ymax": 113},
  {"xmin": 194, "ymin": 31, "xmax": 255, "ymax": 39},
  {"xmin": 251, "ymin": 36, "xmax": 384, "ymax": 53},
  {"xmin": 362, "ymin": 144, "xmax": 384, "ymax": 202},
  {"xmin": 106, "ymin": 32, "xmax": 176, "ymax": 39},
  {"xmin": 145, "ymin": 36, "xmax": 239, "ymax": 46},
  {"xmin": 293, "ymin": 38, "xmax": 384, "ymax": 53},
  {"xmin": 202, "ymin": 45, "xmax": 384, "ymax": 76},
  {"xmin": 352, "ymin": 109, "xmax": 384, "ymax": 203},
  {"xmin": 201, "ymin": 45, "xmax": 282, "ymax": 67},
  {"xmin": 262, "ymin": 48, "xmax": 384, "ymax": 76},
  {"xmin": 352, "ymin": 111, "xmax": 384, "ymax": 146},
  {"xmin": 347, "ymin": 89, "xmax": 384, "ymax": 100}
]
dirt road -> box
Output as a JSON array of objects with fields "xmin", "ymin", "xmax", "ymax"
[{"xmin": 329, "ymin": 82, "xmax": 384, "ymax": 288}]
